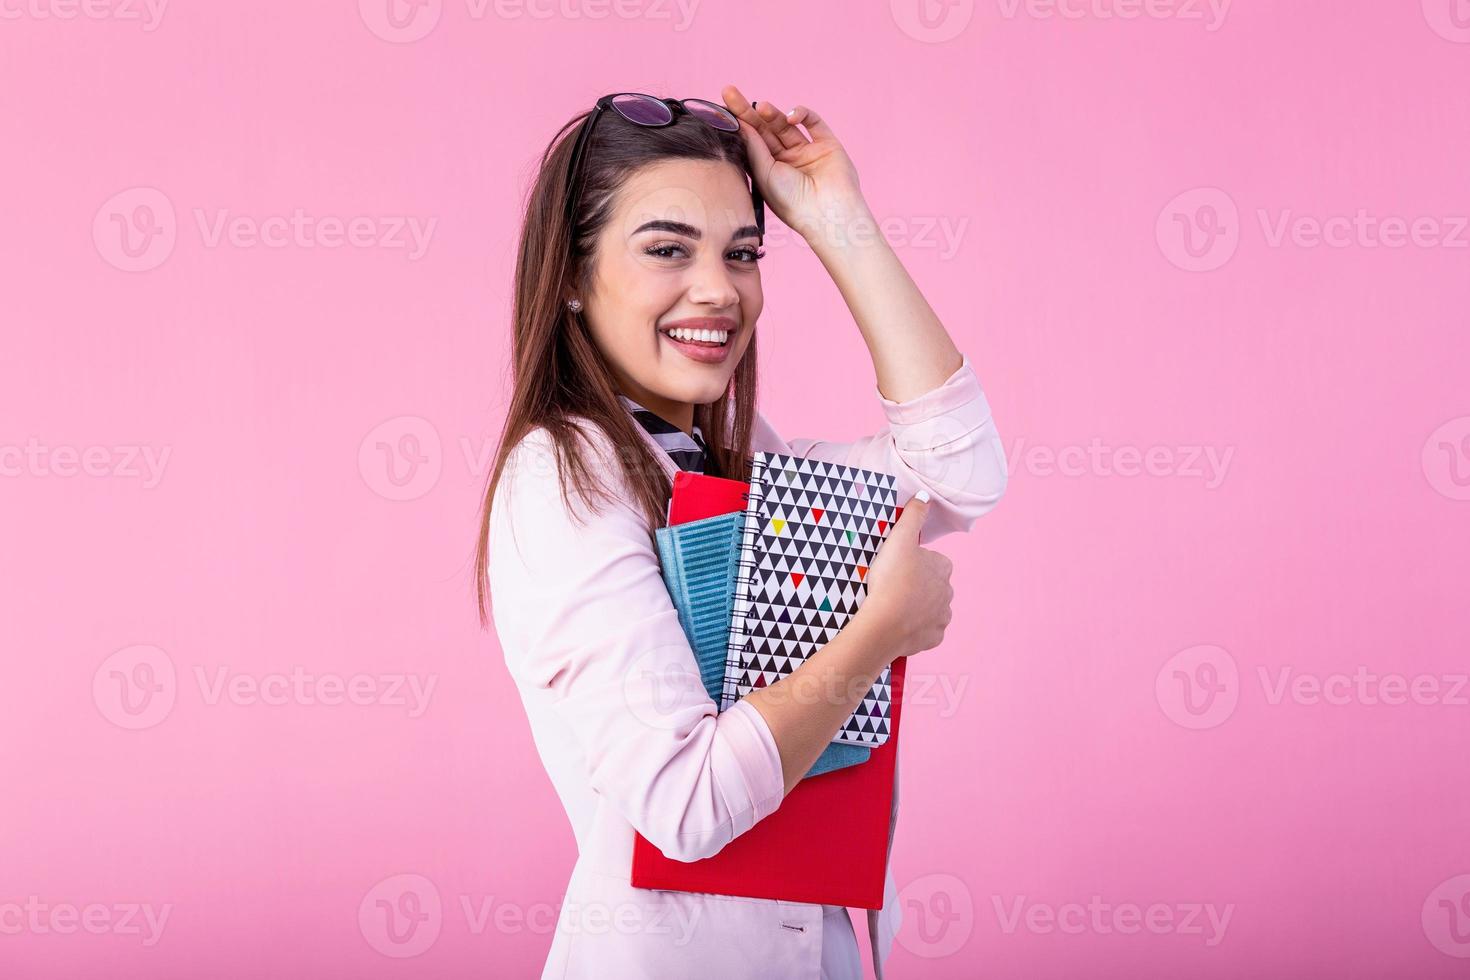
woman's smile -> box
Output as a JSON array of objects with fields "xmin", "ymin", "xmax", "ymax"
[{"xmin": 658, "ymin": 315, "xmax": 738, "ymax": 363}]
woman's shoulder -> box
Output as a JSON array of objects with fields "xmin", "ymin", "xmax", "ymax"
[{"xmin": 493, "ymin": 416, "xmax": 636, "ymax": 525}]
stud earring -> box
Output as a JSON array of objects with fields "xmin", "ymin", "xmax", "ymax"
[{"xmin": 566, "ymin": 298, "xmax": 583, "ymax": 313}]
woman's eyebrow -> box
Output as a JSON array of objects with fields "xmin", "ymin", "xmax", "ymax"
[{"xmin": 632, "ymin": 219, "xmax": 762, "ymax": 242}]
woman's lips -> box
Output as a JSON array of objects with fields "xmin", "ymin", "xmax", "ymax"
[{"xmin": 660, "ymin": 330, "xmax": 732, "ymax": 364}]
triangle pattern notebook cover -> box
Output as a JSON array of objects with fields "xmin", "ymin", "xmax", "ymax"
[{"xmin": 720, "ymin": 451, "xmax": 902, "ymax": 746}]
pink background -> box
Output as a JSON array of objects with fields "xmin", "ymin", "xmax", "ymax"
[{"xmin": 3, "ymin": 1, "xmax": 1468, "ymax": 977}]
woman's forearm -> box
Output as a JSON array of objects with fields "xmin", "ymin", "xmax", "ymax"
[
  {"xmin": 741, "ymin": 607, "xmax": 892, "ymax": 796},
  {"xmin": 805, "ymin": 197, "xmax": 965, "ymax": 403}
]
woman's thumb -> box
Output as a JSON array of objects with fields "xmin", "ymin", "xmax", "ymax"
[{"xmin": 888, "ymin": 489, "xmax": 930, "ymax": 545}]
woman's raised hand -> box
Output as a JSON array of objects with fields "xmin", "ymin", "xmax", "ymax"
[{"xmin": 720, "ymin": 84, "xmax": 868, "ymax": 244}]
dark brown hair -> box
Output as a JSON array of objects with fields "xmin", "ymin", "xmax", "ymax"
[{"xmin": 473, "ymin": 101, "xmax": 762, "ymax": 627}]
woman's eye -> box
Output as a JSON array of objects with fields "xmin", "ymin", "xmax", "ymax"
[
  {"xmin": 644, "ymin": 242, "xmax": 688, "ymax": 259},
  {"xmin": 643, "ymin": 242, "xmax": 766, "ymax": 264}
]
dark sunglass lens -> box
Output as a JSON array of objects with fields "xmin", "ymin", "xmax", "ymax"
[
  {"xmin": 611, "ymin": 93, "xmax": 673, "ymax": 126},
  {"xmin": 683, "ymin": 99, "xmax": 739, "ymax": 132}
]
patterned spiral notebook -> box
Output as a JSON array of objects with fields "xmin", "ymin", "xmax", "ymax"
[{"xmin": 719, "ymin": 451, "xmax": 902, "ymax": 746}]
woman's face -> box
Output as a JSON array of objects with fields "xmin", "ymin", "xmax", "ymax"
[{"xmin": 577, "ymin": 157, "xmax": 764, "ymax": 430}]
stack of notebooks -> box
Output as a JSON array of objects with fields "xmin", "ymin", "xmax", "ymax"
[{"xmin": 629, "ymin": 451, "xmax": 908, "ymax": 910}]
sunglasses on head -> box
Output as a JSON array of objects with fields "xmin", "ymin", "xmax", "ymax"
[{"xmin": 563, "ymin": 92, "xmax": 765, "ymax": 242}]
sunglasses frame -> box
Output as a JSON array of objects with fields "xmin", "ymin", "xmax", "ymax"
[{"xmin": 563, "ymin": 92, "xmax": 765, "ymax": 243}]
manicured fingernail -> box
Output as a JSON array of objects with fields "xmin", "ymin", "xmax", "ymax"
[{"xmin": 916, "ymin": 489, "xmax": 930, "ymax": 503}]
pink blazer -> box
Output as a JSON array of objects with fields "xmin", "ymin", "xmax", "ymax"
[{"xmin": 487, "ymin": 353, "xmax": 1007, "ymax": 979}]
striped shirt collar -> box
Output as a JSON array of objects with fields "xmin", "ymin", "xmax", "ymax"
[{"xmin": 617, "ymin": 393, "xmax": 710, "ymax": 474}]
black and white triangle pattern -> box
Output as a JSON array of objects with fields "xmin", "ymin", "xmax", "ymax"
[{"xmin": 724, "ymin": 451, "xmax": 901, "ymax": 745}]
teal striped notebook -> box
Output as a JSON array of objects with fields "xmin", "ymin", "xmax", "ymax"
[{"xmin": 655, "ymin": 511, "xmax": 870, "ymax": 779}]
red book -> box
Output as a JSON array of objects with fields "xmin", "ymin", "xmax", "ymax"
[
  {"xmin": 631, "ymin": 471, "xmax": 904, "ymax": 910},
  {"xmin": 666, "ymin": 469, "xmax": 748, "ymax": 525}
]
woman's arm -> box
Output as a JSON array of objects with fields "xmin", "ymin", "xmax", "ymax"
[
  {"xmin": 725, "ymin": 89, "xmax": 1007, "ymax": 539},
  {"xmin": 722, "ymin": 88, "xmax": 974, "ymax": 402},
  {"xmin": 487, "ymin": 425, "xmax": 913, "ymax": 855},
  {"xmin": 807, "ymin": 196, "xmax": 968, "ymax": 404}
]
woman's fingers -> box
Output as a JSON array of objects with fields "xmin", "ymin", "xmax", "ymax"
[
  {"xmin": 755, "ymin": 101, "xmax": 810, "ymax": 152},
  {"xmin": 787, "ymin": 104, "xmax": 838, "ymax": 144},
  {"xmin": 721, "ymin": 85, "xmax": 784, "ymax": 156}
]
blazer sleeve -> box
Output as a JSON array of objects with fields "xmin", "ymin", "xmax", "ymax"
[
  {"xmin": 779, "ymin": 352, "xmax": 1008, "ymax": 542},
  {"xmin": 486, "ymin": 425, "xmax": 786, "ymax": 863}
]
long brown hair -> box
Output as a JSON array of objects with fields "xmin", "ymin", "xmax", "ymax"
[{"xmin": 473, "ymin": 100, "xmax": 762, "ymax": 627}]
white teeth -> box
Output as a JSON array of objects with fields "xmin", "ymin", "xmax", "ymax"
[{"xmin": 666, "ymin": 327, "xmax": 729, "ymax": 344}]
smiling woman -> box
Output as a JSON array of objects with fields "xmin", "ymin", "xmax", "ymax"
[{"xmin": 476, "ymin": 86, "xmax": 1007, "ymax": 980}]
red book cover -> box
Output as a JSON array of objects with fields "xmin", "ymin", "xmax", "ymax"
[
  {"xmin": 667, "ymin": 469, "xmax": 749, "ymax": 524},
  {"xmin": 631, "ymin": 470, "xmax": 904, "ymax": 910}
]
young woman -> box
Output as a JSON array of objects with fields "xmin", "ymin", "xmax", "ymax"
[{"xmin": 476, "ymin": 85, "xmax": 1007, "ymax": 979}]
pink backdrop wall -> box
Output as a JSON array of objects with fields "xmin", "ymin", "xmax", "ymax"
[{"xmin": 3, "ymin": 1, "xmax": 1468, "ymax": 977}]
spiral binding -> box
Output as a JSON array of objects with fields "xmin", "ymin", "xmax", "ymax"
[{"xmin": 719, "ymin": 451, "xmax": 767, "ymax": 712}]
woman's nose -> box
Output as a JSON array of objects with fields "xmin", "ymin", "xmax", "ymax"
[{"xmin": 684, "ymin": 254, "xmax": 741, "ymax": 309}]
